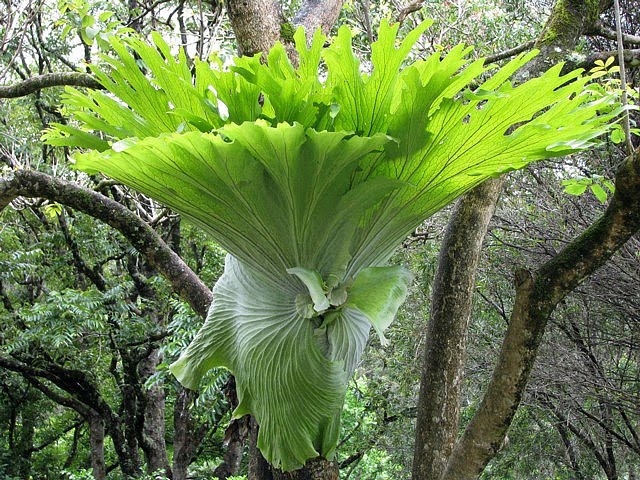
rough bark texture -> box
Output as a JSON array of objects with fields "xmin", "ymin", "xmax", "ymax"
[
  {"xmin": 271, "ymin": 458, "xmax": 340, "ymax": 480},
  {"xmin": 225, "ymin": 0, "xmax": 344, "ymax": 58},
  {"xmin": 225, "ymin": 0, "xmax": 283, "ymax": 56},
  {"xmin": 293, "ymin": 0, "xmax": 344, "ymax": 37},
  {"xmin": 0, "ymin": 170, "xmax": 212, "ymax": 319},
  {"xmin": 412, "ymin": 177, "xmax": 505, "ymax": 480},
  {"xmin": 249, "ymin": 419, "xmax": 274, "ymax": 480},
  {"xmin": 536, "ymin": 0, "xmax": 609, "ymax": 61},
  {"xmin": 172, "ymin": 388, "xmax": 208, "ymax": 480},
  {"xmin": 0, "ymin": 72, "xmax": 102, "ymax": 98},
  {"xmin": 139, "ymin": 350, "xmax": 173, "ymax": 478},
  {"xmin": 88, "ymin": 414, "xmax": 107, "ymax": 480},
  {"xmin": 213, "ymin": 377, "xmax": 250, "ymax": 480}
]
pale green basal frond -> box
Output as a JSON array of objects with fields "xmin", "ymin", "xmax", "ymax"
[
  {"xmin": 45, "ymin": 19, "xmax": 618, "ymax": 471},
  {"xmin": 170, "ymin": 256, "xmax": 347, "ymax": 471}
]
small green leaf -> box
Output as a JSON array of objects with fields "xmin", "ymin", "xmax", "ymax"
[
  {"xmin": 590, "ymin": 183, "xmax": 608, "ymax": 203},
  {"xmin": 81, "ymin": 14, "xmax": 95, "ymax": 28},
  {"xmin": 590, "ymin": 70, "xmax": 608, "ymax": 79},
  {"xmin": 563, "ymin": 182, "xmax": 588, "ymax": 196},
  {"xmin": 603, "ymin": 179, "xmax": 615, "ymax": 193},
  {"xmin": 287, "ymin": 267, "xmax": 330, "ymax": 312},
  {"xmin": 44, "ymin": 202, "xmax": 63, "ymax": 220},
  {"xmin": 99, "ymin": 11, "xmax": 114, "ymax": 21},
  {"xmin": 610, "ymin": 126, "xmax": 624, "ymax": 144}
]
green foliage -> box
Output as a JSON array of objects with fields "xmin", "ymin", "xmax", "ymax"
[
  {"xmin": 561, "ymin": 175, "xmax": 615, "ymax": 203},
  {"xmin": 587, "ymin": 56, "xmax": 640, "ymax": 144},
  {"xmin": 46, "ymin": 20, "xmax": 618, "ymax": 470}
]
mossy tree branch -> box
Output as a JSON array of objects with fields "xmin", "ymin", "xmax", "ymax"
[
  {"xmin": 0, "ymin": 72, "xmax": 102, "ymax": 99},
  {"xmin": 592, "ymin": 20, "xmax": 640, "ymax": 45}
]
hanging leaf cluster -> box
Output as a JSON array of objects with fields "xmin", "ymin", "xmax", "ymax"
[{"xmin": 45, "ymin": 20, "xmax": 618, "ymax": 470}]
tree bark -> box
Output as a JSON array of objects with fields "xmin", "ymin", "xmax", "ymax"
[
  {"xmin": 225, "ymin": 0, "xmax": 283, "ymax": 56},
  {"xmin": 172, "ymin": 388, "xmax": 208, "ymax": 480},
  {"xmin": 271, "ymin": 458, "xmax": 339, "ymax": 480},
  {"xmin": 0, "ymin": 72, "xmax": 102, "ymax": 98},
  {"xmin": 139, "ymin": 349, "xmax": 173, "ymax": 478},
  {"xmin": 293, "ymin": 0, "xmax": 344, "ymax": 38},
  {"xmin": 213, "ymin": 377, "xmax": 250, "ymax": 480},
  {"xmin": 534, "ymin": 0, "xmax": 611, "ymax": 69},
  {"xmin": 412, "ymin": 178, "xmax": 505, "ymax": 480},
  {"xmin": 88, "ymin": 414, "xmax": 107, "ymax": 480},
  {"xmin": 248, "ymin": 419, "xmax": 274, "ymax": 480}
]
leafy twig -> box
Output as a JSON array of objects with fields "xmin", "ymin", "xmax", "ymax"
[{"xmin": 613, "ymin": 0, "xmax": 634, "ymax": 155}]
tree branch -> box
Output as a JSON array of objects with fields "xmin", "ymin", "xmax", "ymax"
[
  {"xmin": 412, "ymin": 177, "xmax": 505, "ymax": 480},
  {"xmin": 564, "ymin": 48, "xmax": 640, "ymax": 71},
  {"xmin": 396, "ymin": 0, "xmax": 423, "ymax": 26},
  {"xmin": 0, "ymin": 72, "xmax": 102, "ymax": 99},
  {"xmin": 0, "ymin": 355, "xmax": 94, "ymax": 417},
  {"xmin": 27, "ymin": 378, "xmax": 92, "ymax": 417},
  {"xmin": 28, "ymin": 419, "xmax": 85, "ymax": 454},
  {"xmin": 0, "ymin": 170, "xmax": 212, "ymax": 319},
  {"xmin": 592, "ymin": 21, "xmax": 640, "ymax": 45},
  {"xmin": 441, "ymin": 149, "xmax": 640, "ymax": 480},
  {"xmin": 485, "ymin": 40, "xmax": 536, "ymax": 64},
  {"xmin": 613, "ymin": 0, "xmax": 634, "ymax": 155},
  {"xmin": 293, "ymin": 0, "xmax": 344, "ymax": 39}
]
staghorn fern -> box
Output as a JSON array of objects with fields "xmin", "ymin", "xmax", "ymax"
[{"xmin": 45, "ymin": 20, "xmax": 618, "ymax": 470}]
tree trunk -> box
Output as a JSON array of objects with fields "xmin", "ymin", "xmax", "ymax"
[
  {"xmin": 139, "ymin": 349, "xmax": 173, "ymax": 478},
  {"xmin": 412, "ymin": 178, "xmax": 504, "ymax": 480},
  {"xmin": 271, "ymin": 458, "xmax": 339, "ymax": 480},
  {"xmin": 88, "ymin": 414, "xmax": 107, "ymax": 480},
  {"xmin": 213, "ymin": 417, "xmax": 250, "ymax": 479},
  {"xmin": 441, "ymin": 150, "xmax": 640, "ymax": 479},
  {"xmin": 248, "ymin": 419, "xmax": 274, "ymax": 480},
  {"xmin": 214, "ymin": 377, "xmax": 250, "ymax": 479},
  {"xmin": 225, "ymin": 0, "xmax": 283, "ymax": 56},
  {"xmin": 172, "ymin": 388, "xmax": 208, "ymax": 480}
]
